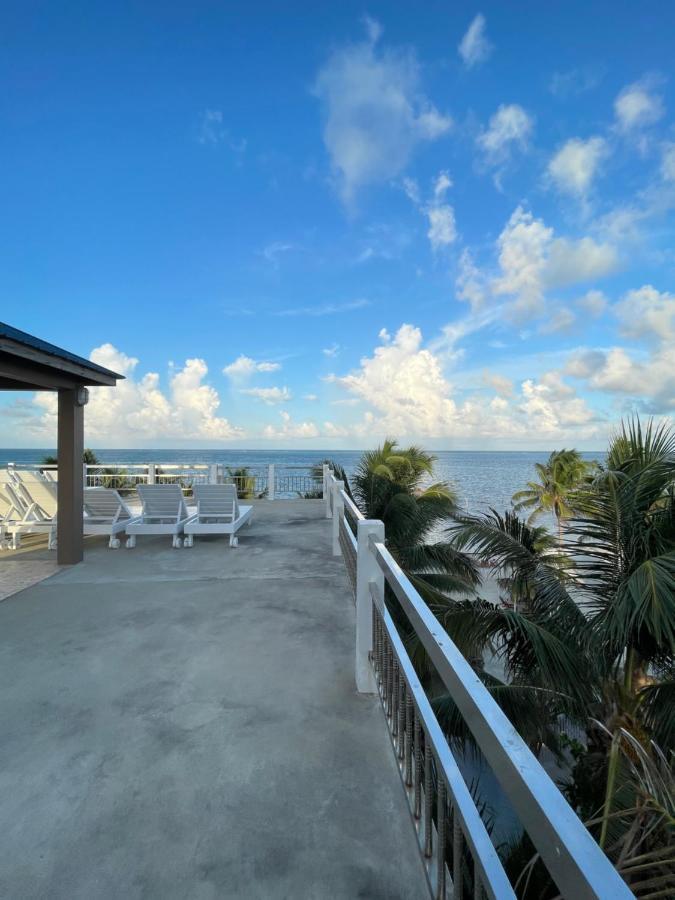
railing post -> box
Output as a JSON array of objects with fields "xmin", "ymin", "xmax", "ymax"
[
  {"xmin": 323, "ymin": 465, "xmax": 332, "ymax": 518},
  {"xmin": 356, "ymin": 520, "xmax": 383, "ymax": 693},
  {"xmin": 268, "ymin": 464, "xmax": 275, "ymax": 501},
  {"xmin": 332, "ymin": 479, "xmax": 344, "ymax": 555},
  {"xmin": 209, "ymin": 463, "xmax": 218, "ymax": 485},
  {"xmin": 83, "ymin": 463, "xmax": 87, "ymax": 488},
  {"xmin": 147, "ymin": 463, "xmax": 156, "ymax": 485}
]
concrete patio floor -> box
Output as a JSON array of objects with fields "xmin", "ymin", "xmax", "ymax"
[{"xmin": 0, "ymin": 500, "xmax": 426, "ymax": 899}]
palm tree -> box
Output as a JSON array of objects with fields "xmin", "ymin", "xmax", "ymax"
[
  {"xmin": 513, "ymin": 448, "xmax": 592, "ymax": 541},
  {"xmin": 351, "ymin": 439, "xmax": 478, "ymax": 605},
  {"xmin": 442, "ymin": 416, "xmax": 675, "ymax": 894}
]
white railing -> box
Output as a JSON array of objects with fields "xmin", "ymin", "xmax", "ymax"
[
  {"xmin": 5, "ymin": 462, "xmax": 323, "ymax": 500},
  {"xmin": 325, "ymin": 470, "xmax": 633, "ymax": 900}
]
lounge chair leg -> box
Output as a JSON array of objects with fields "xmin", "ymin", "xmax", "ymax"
[
  {"xmin": 126, "ymin": 536, "xmax": 136, "ymax": 549},
  {"xmin": 109, "ymin": 537, "xmax": 121, "ymax": 549},
  {"xmin": 183, "ymin": 535, "xmax": 193, "ymax": 548},
  {"xmin": 230, "ymin": 535, "xmax": 238, "ymax": 548},
  {"xmin": 172, "ymin": 536, "xmax": 182, "ymax": 548}
]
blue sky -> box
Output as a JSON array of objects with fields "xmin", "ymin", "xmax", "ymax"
[{"xmin": 1, "ymin": 1, "xmax": 674, "ymax": 449}]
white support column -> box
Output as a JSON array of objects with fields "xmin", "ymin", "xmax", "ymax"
[
  {"xmin": 82, "ymin": 463, "xmax": 87, "ymax": 489},
  {"xmin": 356, "ymin": 519, "xmax": 384, "ymax": 693},
  {"xmin": 323, "ymin": 464, "xmax": 331, "ymax": 518},
  {"xmin": 209, "ymin": 464, "xmax": 218, "ymax": 485},
  {"xmin": 147, "ymin": 464, "xmax": 156, "ymax": 485},
  {"xmin": 268, "ymin": 464, "xmax": 275, "ymax": 501},
  {"xmin": 332, "ymin": 479, "xmax": 344, "ymax": 555}
]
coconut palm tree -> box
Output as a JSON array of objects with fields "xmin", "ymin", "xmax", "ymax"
[
  {"xmin": 512, "ymin": 448, "xmax": 592, "ymax": 541},
  {"xmin": 441, "ymin": 417, "xmax": 675, "ymax": 894},
  {"xmin": 351, "ymin": 439, "xmax": 479, "ymax": 604}
]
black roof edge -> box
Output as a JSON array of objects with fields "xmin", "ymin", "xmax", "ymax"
[{"xmin": 0, "ymin": 322, "xmax": 125, "ymax": 380}]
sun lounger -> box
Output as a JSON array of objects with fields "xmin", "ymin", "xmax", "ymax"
[
  {"xmin": 1, "ymin": 479, "xmax": 58, "ymax": 550},
  {"xmin": 83, "ymin": 488, "xmax": 141, "ymax": 549},
  {"xmin": 125, "ymin": 484, "xmax": 190, "ymax": 548},
  {"xmin": 183, "ymin": 483, "xmax": 253, "ymax": 548}
]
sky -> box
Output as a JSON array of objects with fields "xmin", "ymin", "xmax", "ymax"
[{"xmin": 1, "ymin": 1, "xmax": 674, "ymax": 450}]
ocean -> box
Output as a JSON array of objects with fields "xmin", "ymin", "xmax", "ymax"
[{"xmin": 0, "ymin": 448, "xmax": 602, "ymax": 516}]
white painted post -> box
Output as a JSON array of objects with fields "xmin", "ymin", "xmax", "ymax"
[
  {"xmin": 82, "ymin": 463, "xmax": 87, "ymax": 489},
  {"xmin": 332, "ymin": 479, "xmax": 344, "ymax": 555},
  {"xmin": 209, "ymin": 463, "xmax": 218, "ymax": 485},
  {"xmin": 356, "ymin": 519, "xmax": 384, "ymax": 693},
  {"xmin": 147, "ymin": 464, "xmax": 156, "ymax": 485},
  {"xmin": 268, "ymin": 464, "xmax": 275, "ymax": 501},
  {"xmin": 323, "ymin": 464, "xmax": 331, "ymax": 518}
]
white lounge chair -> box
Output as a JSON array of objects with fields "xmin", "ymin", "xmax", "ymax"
[
  {"xmin": 184, "ymin": 483, "xmax": 253, "ymax": 548},
  {"xmin": 1, "ymin": 479, "xmax": 58, "ymax": 550},
  {"xmin": 125, "ymin": 484, "xmax": 190, "ymax": 548},
  {"xmin": 83, "ymin": 488, "xmax": 141, "ymax": 549}
]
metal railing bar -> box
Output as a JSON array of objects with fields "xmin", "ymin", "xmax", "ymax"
[
  {"xmin": 369, "ymin": 539, "xmax": 632, "ymax": 900},
  {"xmin": 369, "ymin": 582, "xmax": 514, "ymax": 900}
]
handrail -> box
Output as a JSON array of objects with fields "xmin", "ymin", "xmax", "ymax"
[
  {"xmin": 341, "ymin": 490, "xmax": 363, "ymax": 523},
  {"xmin": 369, "ymin": 536, "xmax": 633, "ymax": 900}
]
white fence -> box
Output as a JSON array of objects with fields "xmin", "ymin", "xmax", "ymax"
[
  {"xmin": 5, "ymin": 462, "xmax": 323, "ymax": 500},
  {"xmin": 324, "ymin": 468, "xmax": 632, "ymax": 900}
]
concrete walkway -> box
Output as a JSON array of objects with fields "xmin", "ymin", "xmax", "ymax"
[{"xmin": 0, "ymin": 501, "xmax": 426, "ymax": 899}]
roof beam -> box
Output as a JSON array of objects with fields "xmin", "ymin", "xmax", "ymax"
[
  {"xmin": 0, "ymin": 355, "xmax": 84, "ymax": 390},
  {"xmin": 0, "ymin": 338, "xmax": 117, "ymax": 386}
]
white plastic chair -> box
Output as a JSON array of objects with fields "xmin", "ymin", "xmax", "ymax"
[
  {"xmin": 184, "ymin": 483, "xmax": 253, "ymax": 548},
  {"xmin": 83, "ymin": 488, "xmax": 141, "ymax": 549},
  {"xmin": 125, "ymin": 484, "xmax": 190, "ymax": 548}
]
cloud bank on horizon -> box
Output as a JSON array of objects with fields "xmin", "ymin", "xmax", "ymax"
[{"xmin": 1, "ymin": 4, "xmax": 674, "ymax": 449}]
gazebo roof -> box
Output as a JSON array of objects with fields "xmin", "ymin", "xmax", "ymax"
[{"xmin": 0, "ymin": 322, "xmax": 124, "ymax": 391}]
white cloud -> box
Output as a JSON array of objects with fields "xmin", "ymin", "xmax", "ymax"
[
  {"xmin": 303, "ymin": 393, "xmax": 319, "ymax": 401},
  {"xmin": 549, "ymin": 67, "xmax": 603, "ymax": 98},
  {"xmin": 197, "ymin": 109, "xmax": 246, "ymax": 155},
  {"xmin": 483, "ymin": 371, "xmax": 514, "ymax": 396},
  {"xmin": 241, "ymin": 386, "xmax": 292, "ymax": 405},
  {"xmin": 276, "ymin": 299, "xmax": 369, "ymax": 317},
  {"xmin": 614, "ymin": 79, "xmax": 665, "ymax": 132},
  {"xmin": 262, "ymin": 410, "xmax": 320, "ymax": 439},
  {"xmin": 426, "ymin": 204, "xmax": 457, "ymax": 250},
  {"xmin": 331, "ymin": 324, "xmax": 599, "ymax": 440},
  {"xmin": 323, "ymin": 343, "xmax": 341, "ymax": 357},
  {"xmin": 614, "ymin": 284, "xmax": 675, "ymax": 342},
  {"xmin": 566, "ymin": 345, "xmax": 675, "ymax": 413},
  {"xmin": 313, "ymin": 20, "xmax": 451, "ymax": 203},
  {"xmin": 577, "ymin": 289, "xmax": 608, "ymax": 317},
  {"xmin": 458, "ymin": 14, "xmax": 493, "ymax": 68},
  {"xmin": 540, "ymin": 306, "xmax": 576, "ymax": 334},
  {"xmin": 261, "ymin": 242, "xmax": 296, "ymax": 265},
  {"xmin": 661, "ymin": 143, "xmax": 675, "ymax": 182},
  {"xmin": 455, "ymin": 248, "xmax": 487, "ymax": 311},
  {"xmin": 433, "ymin": 171, "xmax": 453, "ymax": 199},
  {"xmin": 477, "ymin": 104, "xmax": 533, "ymax": 167},
  {"xmin": 547, "ymin": 136, "xmax": 608, "ymax": 197},
  {"xmin": 31, "ymin": 345, "xmax": 243, "ymax": 444},
  {"xmin": 492, "ymin": 206, "xmax": 618, "ymax": 317},
  {"xmin": 223, "ymin": 355, "xmax": 281, "ymax": 379}
]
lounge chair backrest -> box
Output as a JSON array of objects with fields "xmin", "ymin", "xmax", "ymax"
[
  {"xmin": 138, "ymin": 484, "xmax": 188, "ymax": 521},
  {"xmin": 17, "ymin": 480, "xmax": 58, "ymax": 518},
  {"xmin": 193, "ymin": 483, "xmax": 240, "ymax": 520},
  {"xmin": 83, "ymin": 488, "xmax": 131, "ymax": 521},
  {"xmin": 13, "ymin": 469, "xmax": 48, "ymax": 484}
]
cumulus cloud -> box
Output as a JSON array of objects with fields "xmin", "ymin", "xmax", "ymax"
[
  {"xmin": 477, "ymin": 104, "xmax": 533, "ymax": 169},
  {"xmin": 566, "ymin": 346, "xmax": 675, "ymax": 414},
  {"xmin": 458, "ymin": 13, "xmax": 493, "ymax": 68},
  {"xmin": 405, "ymin": 170, "xmax": 458, "ymax": 251},
  {"xmin": 540, "ymin": 306, "xmax": 576, "ymax": 334},
  {"xmin": 614, "ymin": 284, "xmax": 675, "ymax": 342},
  {"xmin": 31, "ymin": 344, "xmax": 243, "ymax": 444},
  {"xmin": 241, "ymin": 386, "xmax": 292, "ymax": 404},
  {"xmin": 577, "ymin": 289, "xmax": 608, "ymax": 317},
  {"xmin": 313, "ymin": 20, "xmax": 451, "ymax": 203},
  {"xmin": 492, "ymin": 206, "xmax": 618, "ymax": 317},
  {"xmin": 223, "ymin": 355, "xmax": 281, "ymax": 379},
  {"xmin": 262, "ymin": 410, "xmax": 319, "ymax": 439},
  {"xmin": 614, "ymin": 79, "xmax": 665, "ymax": 132},
  {"xmin": 547, "ymin": 136, "xmax": 608, "ymax": 197}
]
